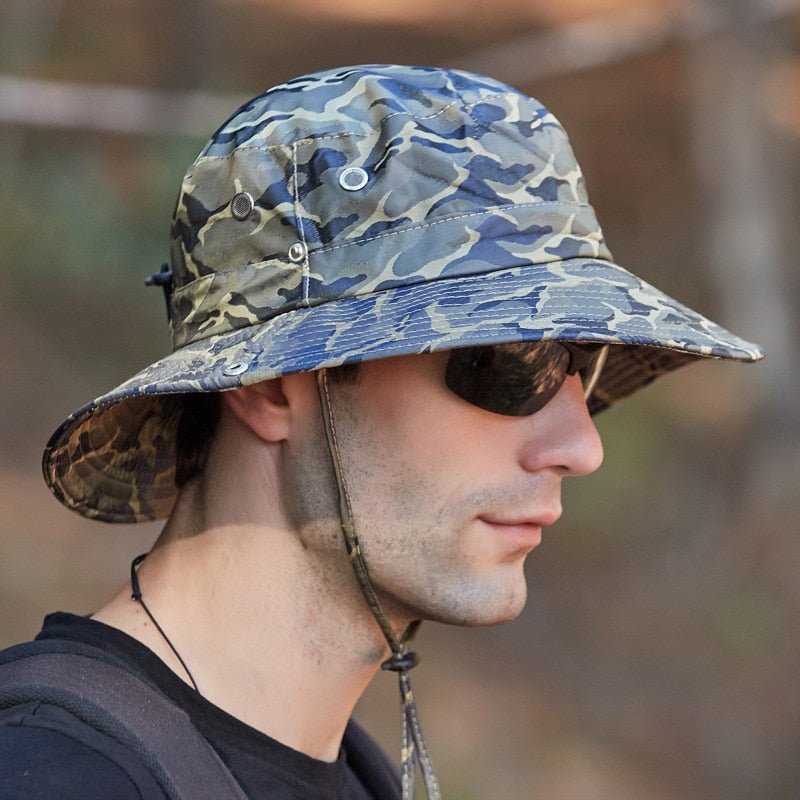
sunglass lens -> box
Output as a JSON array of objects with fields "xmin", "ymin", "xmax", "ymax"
[
  {"xmin": 445, "ymin": 341, "xmax": 607, "ymax": 417},
  {"xmin": 445, "ymin": 341, "xmax": 570, "ymax": 416}
]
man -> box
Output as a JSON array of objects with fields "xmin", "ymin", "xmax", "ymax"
[{"xmin": 0, "ymin": 65, "xmax": 762, "ymax": 799}]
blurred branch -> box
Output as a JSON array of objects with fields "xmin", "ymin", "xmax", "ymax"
[
  {"xmin": 0, "ymin": 75, "xmax": 248, "ymax": 136},
  {"xmin": 454, "ymin": 0, "xmax": 799, "ymax": 83}
]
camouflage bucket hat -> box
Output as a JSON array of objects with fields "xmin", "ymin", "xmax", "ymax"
[{"xmin": 43, "ymin": 64, "xmax": 763, "ymax": 524}]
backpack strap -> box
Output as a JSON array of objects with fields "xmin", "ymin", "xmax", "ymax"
[{"xmin": 0, "ymin": 641, "xmax": 248, "ymax": 800}]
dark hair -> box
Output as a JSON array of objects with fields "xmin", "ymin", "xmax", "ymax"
[{"xmin": 174, "ymin": 392, "xmax": 221, "ymax": 487}]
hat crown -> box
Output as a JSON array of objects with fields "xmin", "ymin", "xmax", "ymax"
[
  {"xmin": 201, "ymin": 65, "xmax": 514, "ymax": 155},
  {"xmin": 168, "ymin": 64, "xmax": 608, "ymax": 350}
]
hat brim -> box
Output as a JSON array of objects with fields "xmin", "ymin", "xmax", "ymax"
[{"xmin": 43, "ymin": 256, "xmax": 763, "ymax": 523}]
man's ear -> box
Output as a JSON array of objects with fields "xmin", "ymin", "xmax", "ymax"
[{"xmin": 221, "ymin": 378, "xmax": 292, "ymax": 443}]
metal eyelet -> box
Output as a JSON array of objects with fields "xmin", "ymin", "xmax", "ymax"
[
  {"xmin": 288, "ymin": 242, "xmax": 307, "ymax": 263},
  {"xmin": 223, "ymin": 362, "xmax": 249, "ymax": 376},
  {"xmin": 230, "ymin": 191, "xmax": 254, "ymax": 220},
  {"xmin": 338, "ymin": 167, "xmax": 369, "ymax": 192}
]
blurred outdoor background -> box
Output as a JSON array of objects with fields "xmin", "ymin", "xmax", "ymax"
[{"xmin": 1, "ymin": 0, "xmax": 798, "ymax": 798}]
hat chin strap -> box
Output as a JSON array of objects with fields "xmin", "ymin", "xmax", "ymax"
[{"xmin": 316, "ymin": 369, "xmax": 441, "ymax": 800}]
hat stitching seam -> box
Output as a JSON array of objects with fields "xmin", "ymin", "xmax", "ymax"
[
  {"xmin": 196, "ymin": 132, "xmax": 364, "ymax": 161},
  {"xmin": 308, "ymin": 329, "xmax": 605, "ymax": 360},
  {"xmin": 380, "ymin": 91, "xmax": 508, "ymax": 124},
  {"xmin": 316, "ymin": 202, "xmax": 593, "ymax": 254},
  {"xmin": 458, "ymin": 80, "xmax": 496, "ymax": 136},
  {"xmin": 291, "ymin": 140, "xmax": 311, "ymax": 306}
]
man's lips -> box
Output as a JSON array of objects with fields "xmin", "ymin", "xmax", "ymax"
[
  {"xmin": 479, "ymin": 509, "xmax": 562, "ymax": 529},
  {"xmin": 478, "ymin": 511, "xmax": 560, "ymax": 551}
]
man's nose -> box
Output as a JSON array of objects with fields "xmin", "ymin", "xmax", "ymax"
[{"xmin": 517, "ymin": 374, "xmax": 604, "ymax": 477}]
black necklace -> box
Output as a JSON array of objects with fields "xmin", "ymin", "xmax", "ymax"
[{"xmin": 130, "ymin": 553, "xmax": 200, "ymax": 693}]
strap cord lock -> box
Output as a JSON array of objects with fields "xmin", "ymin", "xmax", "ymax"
[{"xmin": 381, "ymin": 650, "xmax": 419, "ymax": 672}]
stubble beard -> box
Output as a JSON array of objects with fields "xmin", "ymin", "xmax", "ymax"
[{"xmin": 280, "ymin": 385, "xmax": 533, "ymax": 637}]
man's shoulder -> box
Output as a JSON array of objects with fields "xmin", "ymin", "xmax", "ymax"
[{"xmin": 0, "ymin": 700, "xmax": 167, "ymax": 800}]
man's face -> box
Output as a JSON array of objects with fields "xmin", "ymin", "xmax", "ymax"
[{"xmin": 286, "ymin": 349, "xmax": 604, "ymax": 630}]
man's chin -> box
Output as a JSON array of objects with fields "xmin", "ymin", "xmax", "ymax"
[
  {"xmin": 427, "ymin": 585, "xmax": 529, "ymax": 628},
  {"xmin": 379, "ymin": 574, "xmax": 529, "ymax": 629},
  {"xmin": 457, "ymin": 604, "xmax": 527, "ymax": 628}
]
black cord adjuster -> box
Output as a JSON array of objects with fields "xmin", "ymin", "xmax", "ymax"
[
  {"xmin": 381, "ymin": 650, "xmax": 419, "ymax": 672},
  {"xmin": 145, "ymin": 263, "xmax": 174, "ymax": 320}
]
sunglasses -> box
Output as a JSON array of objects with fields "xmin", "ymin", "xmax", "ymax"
[{"xmin": 445, "ymin": 340, "xmax": 609, "ymax": 417}]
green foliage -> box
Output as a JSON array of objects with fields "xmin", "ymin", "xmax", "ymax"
[{"xmin": 0, "ymin": 134, "xmax": 204, "ymax": 371}]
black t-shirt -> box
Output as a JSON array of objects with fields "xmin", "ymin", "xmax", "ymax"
[{"xmin": 0, "ymin": 613, "xmax": 400, "ymax": 799}]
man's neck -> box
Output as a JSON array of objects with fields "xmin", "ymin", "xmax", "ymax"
[{"xmin": 93, "ymin": 501, "xmax": 391, "ymax": 762}]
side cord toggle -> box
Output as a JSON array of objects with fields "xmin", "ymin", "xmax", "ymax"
[{"xmin": 381, "ymin": 650, "xmax": 419, "ymax": 672}]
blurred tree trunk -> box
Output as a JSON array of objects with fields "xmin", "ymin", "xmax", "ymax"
[
  {"xmin": 687, "ymin": 3, "xmax": 800, "ymax": 797},
  {"xmin": 688, "ymin": 0, "xmax": 799, "ymax": 516}
]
